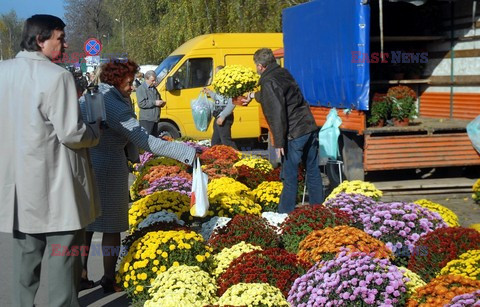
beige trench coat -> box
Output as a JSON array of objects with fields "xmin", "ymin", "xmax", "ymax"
[{"xmin": 0, "ymin": 51, "xmax": 101, "ymax": 234}]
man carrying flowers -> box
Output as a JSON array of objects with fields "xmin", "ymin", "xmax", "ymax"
[{"xmin": 242, "ymin": 48, "xmax": 324, "ymax": 213}]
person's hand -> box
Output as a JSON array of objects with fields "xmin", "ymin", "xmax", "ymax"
[
  {"xmin": 203, "ymin": 87, "xmax": 212, "ymax": 97},
  {"xmin": 216, "ymin": 117, "xmax": 225, "ymax": 126},
  {"xmin": 156, "ymin": 100, "xmax": 166, "ymax": 107},
  {"xmin": 276, "ymin": 147, "xmax": 284, "ymax": 159},
  {"xmin": 241, "ymin": 92, "xmax": 255, "ymax": 106}
]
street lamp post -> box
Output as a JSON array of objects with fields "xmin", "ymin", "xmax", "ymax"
[{"xmin": 115, "ymin": 18, "xmax": 125, "ymax": 50}]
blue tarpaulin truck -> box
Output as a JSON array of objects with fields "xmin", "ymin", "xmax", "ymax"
[{"xmin": 261, "ymin": 0, "xmax": 480, "ymax": 180}]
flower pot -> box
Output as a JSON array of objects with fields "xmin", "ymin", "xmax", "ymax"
[
  {"xmin": 393, "ymin": 118, "xmax": 409, "ymax": 127},
  {"xmin": 370, "ymin": 119, "xmax": 385, "ymax": 128},
  {"xmin": 232, "ymin": 95, "xmax": 247, "ymax": 106}
]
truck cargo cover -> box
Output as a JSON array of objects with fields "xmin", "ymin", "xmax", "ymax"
[{"xmin": 283, "ymin": 0, "xmax": 370, "ymax": 111}]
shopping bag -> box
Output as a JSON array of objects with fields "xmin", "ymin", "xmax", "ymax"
[
  {"xmin": 190, "ymin": 158, "xmax": 209, "ymax": 217},
  {"xmin": 319, "ymin": 108, "xmax": 342, "ymax": 161},
  {"xmin": 467, "ymin": 115, "xmax": 480, "ymax": 154},
  {"xmin": 191, "ymin": 92, "xmax": 213, "ymax": 132}
]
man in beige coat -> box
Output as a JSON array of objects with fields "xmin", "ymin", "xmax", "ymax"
[{"xmin": 0, "ymin": 15, "xmax": 101, "ymax": 307}]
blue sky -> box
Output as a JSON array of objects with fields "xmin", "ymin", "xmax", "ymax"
[{"xmin": 0, "ymin": 0, "xmax": 65, "ymax": 19}]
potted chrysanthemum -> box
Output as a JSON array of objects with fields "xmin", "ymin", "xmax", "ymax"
[{"xmin": 212, "ymin": 64, "xmax": 259, "ymax": 105}]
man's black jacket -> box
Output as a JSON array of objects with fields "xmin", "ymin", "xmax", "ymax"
[{"xmin": 254, "ymin": 63, "xmax": 318, "ymax": 148}]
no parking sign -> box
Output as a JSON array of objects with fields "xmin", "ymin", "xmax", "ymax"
[{"xmin": 84, "ymin": 38, "xmax": 102, "ymax": 56}]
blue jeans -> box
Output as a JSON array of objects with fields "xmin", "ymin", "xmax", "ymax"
[{"xmin": 278, "ymin": 131, "xmax": 324, "ymax": 213}]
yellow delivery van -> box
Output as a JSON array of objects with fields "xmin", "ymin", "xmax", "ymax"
[{"xmin": 132, "ymin": 33, "xmax": 283, "ymax": 139}]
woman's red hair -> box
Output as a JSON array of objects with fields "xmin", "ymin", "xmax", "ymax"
[{"xmin": 100, "ymin": 59, "xmax": 139, "ymax": 88}]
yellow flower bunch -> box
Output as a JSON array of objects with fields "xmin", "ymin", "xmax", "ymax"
[
  {"xmin": 399, "ymin": 266, "xmax": 427, "ymax": 297},
  {"xmin": 208, "ymin": 177, "xmax": 262, "ymax": 217},
  {"xmin": 234, "ymin": 156, "xmax": 274, "ymax": 173},
  {"xmin": 326, "ymin": 180, "xmax": 383, "ymax": 201},
  {"xmin": 212, "ymin": 241, "xmax": 262, "ymax": 278},
  {"xmin": 473, "ymin": 179, "xmax": 480, "ymax": 204},
  {"xmin": 128, "ymin": 190, "xmax": 190, "ymax": 232},
  {"xmin": 144, "ymin": 265, "xmax": 217, "ymax": 307},
  {"xmin": 414, "ymin": 199, "xmax": 460, "ymax": 227},
  {"xmin": 438, "ymin": 249, "xmax": 480, "ymax": 280},
  {"xmin": 212, "ymin": 64, "xmax": 259, "ymax": 98},
  {"xmin": 250, "ymin": 181, "xmax": 283, "ymax": 212},
  {"xmin": 217, "ymin": 282, "xmax": 289, "ymax": 306},
  {"xmin": 116, "ymin": 230, "xmax": 213, "ymax": 302}
]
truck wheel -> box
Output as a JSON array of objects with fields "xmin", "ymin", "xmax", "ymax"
[{"xmin": 157, "ymin": 122, "xmax": 180, "ymax": 139}]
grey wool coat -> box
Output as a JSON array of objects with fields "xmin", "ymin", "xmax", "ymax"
[
  {"xmin": 81, "ymin": 83, "xmax": 195, "ymax": 232},
  {"xmin": 136, "ymin": 82, "xmax": 161, "ymax": 122},
  {"xmin": 0, "ymin": 51, "xmax": 101, "ymax": 234}
]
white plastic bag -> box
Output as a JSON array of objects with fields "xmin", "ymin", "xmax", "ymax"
[
  {"xmin": 467, "ymin": 115, "xmax": 480, "ymax": 154},
  {"xmin": 319, "ymin": 108, "xmax": 342, "ymax": 161},
  {"xmin": 190, "ymin": 158, "xmax": 209, "ymax": 217},
  {"xmin": 191, "ymin": 92, "xmax": 213, "ymax": 131}
]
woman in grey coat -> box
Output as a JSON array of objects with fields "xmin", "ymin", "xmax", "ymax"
[{"xmin": 80, "ymin": 60, "xmax": 196, "ymax": 292}]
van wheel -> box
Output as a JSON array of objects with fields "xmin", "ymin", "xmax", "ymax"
[{"xmin": 157, "ymin": 122, "xmax": 180, "ymax": 139}]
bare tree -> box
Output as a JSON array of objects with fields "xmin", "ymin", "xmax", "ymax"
[{"xmin": 64, "ymin": 0, "xmax": 113, "ymax": 54}]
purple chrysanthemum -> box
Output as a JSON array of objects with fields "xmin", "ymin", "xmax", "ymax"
[{"xmin": 288, "ymin": 249, "xmax": 407, "ymax": 306}]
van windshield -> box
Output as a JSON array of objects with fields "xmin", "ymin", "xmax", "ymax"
[{"xmin": 154, "ymin": 55, "xmax": 183, "ymax": 83}]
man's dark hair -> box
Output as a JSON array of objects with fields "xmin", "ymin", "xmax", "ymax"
[
  {"xmin": 20, "ymin": 15, "xmax": 66, "ymax": 52},
  {"xmin": 254, "ymin": 48, "xmax": 276, "ymax": 67}
]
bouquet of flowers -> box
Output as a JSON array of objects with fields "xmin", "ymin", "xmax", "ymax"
[
  {"xmin": 414, "ymin": 199, "xmax": 459, "ymax": 227},
  {"xmin": 288, "ymin": 250, "xmax": 408, "ymax": 306},
  {"xmin": 208, "ymin": 214, "xmax": 280, "ymax": 252},
  {"xmin": 297, "ymin": 225, "xmax": 392, "ymax": 264},
  {"xmin": 139, "ymin": 175, "xmax": 192, "ymax": 198},
  {"xmin": 438, "ymin": 249, "xmax": 480, "ymax": 280},
  {"xmin": 407, "ymin": 275, "xmax": 480, "ymax": 307},
  {"xmin": 280, "ymin": 204, "xmax": 352, "ymax": 253},
  {"xmin": 201, "ymin": 160, "xmax": 238, "ymax": 180},
  {"xmin": 399, "ymin": 266, "xmax": 427, "ymax": 298},
  {"xmin": 407, "ymin": 227, "xmax": 480, "ymax": 282},
  {"xmin": 361, "ymin": 201, "xmax": 448, "ymax": 265},
  {"xmin": 212, "ymin": 241, "xmax": 262, "ymax": 278},
  {"xmin": 473, "ymin": 179, "xmax": 480, "ymax": 204},
  {"xmin": 217, "ymin": 283, "xmax": 289, "ymax": 306},
  {"xmin": 212, "ymin": 65, "xmax": 259, "ymax": 99},
  {"xmin": 261, "ymin": 212, "xmax": 288, "ymax": 232},
  {"xmin": 233, "ymin": 156, "xmax": 273, "ymax": 173},
  {"xmin": 116, "ymin": 230, "xmax": 213, "ymax": 302},
  {"xmin": 131, "ymin": 165, "xmax": 191, "ymax": 201},
  {"xmin": 445, "ymin": 290, "xmax": 480, "ymax": 307},
  {"xmin": 207, "ymin": 177, "xmax": 261, "ymax": 217},
  {"xmin": 323, "ymin": 192, "xmax": 377, "ymax": 229},
  {"xmin": 128, "ymin": 190, "xmax": 191, "ymax": 232},
  {"xmin": 250, "ymin": 181, "xmax": 283, "ymax": 212},
  {"xmin": 199, "ymin": 216, "xmax": 231, "ymax": 241},
  {"xmin": 144, "ymin": 265, "xmax": 217, "ymax": 307},
  {"xmin": 217, "ymin": 248, "xmax": 310, "ymax": 297},
  {"xmin": 387, "ymin": 84, "xmax": 417, "ymax": 100},
  {"xmin": 120, "ymin": 220, "xmax": 189, "ymax": 259},
  {"xmin": 326, "ymin": 180, "xmax": 383, "ymax": 201},
  {"xmin": 199, "ymin": 145, "xmax": 240, "ymax": 164},
  {"xmin": 234, "ymin": 165, "xmax": 270, "ymax": 189}
]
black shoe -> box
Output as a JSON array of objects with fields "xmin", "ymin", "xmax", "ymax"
[
  {"xmin": 99, "ymin": 275, "xmax": 122, "ymax": 293},
  {"xmin": 80, "ymin": 277, "xmax": 95, "ymax": 291}
]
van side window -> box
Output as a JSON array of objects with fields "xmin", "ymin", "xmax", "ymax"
[{"xmin": 172, "ymin": 58, "xmax": 213, "ymax": 89}]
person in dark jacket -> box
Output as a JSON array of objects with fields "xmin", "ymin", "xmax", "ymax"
[{"xmin": 242, "ymin": 48, "xmax": 324, "ymax": 213}]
